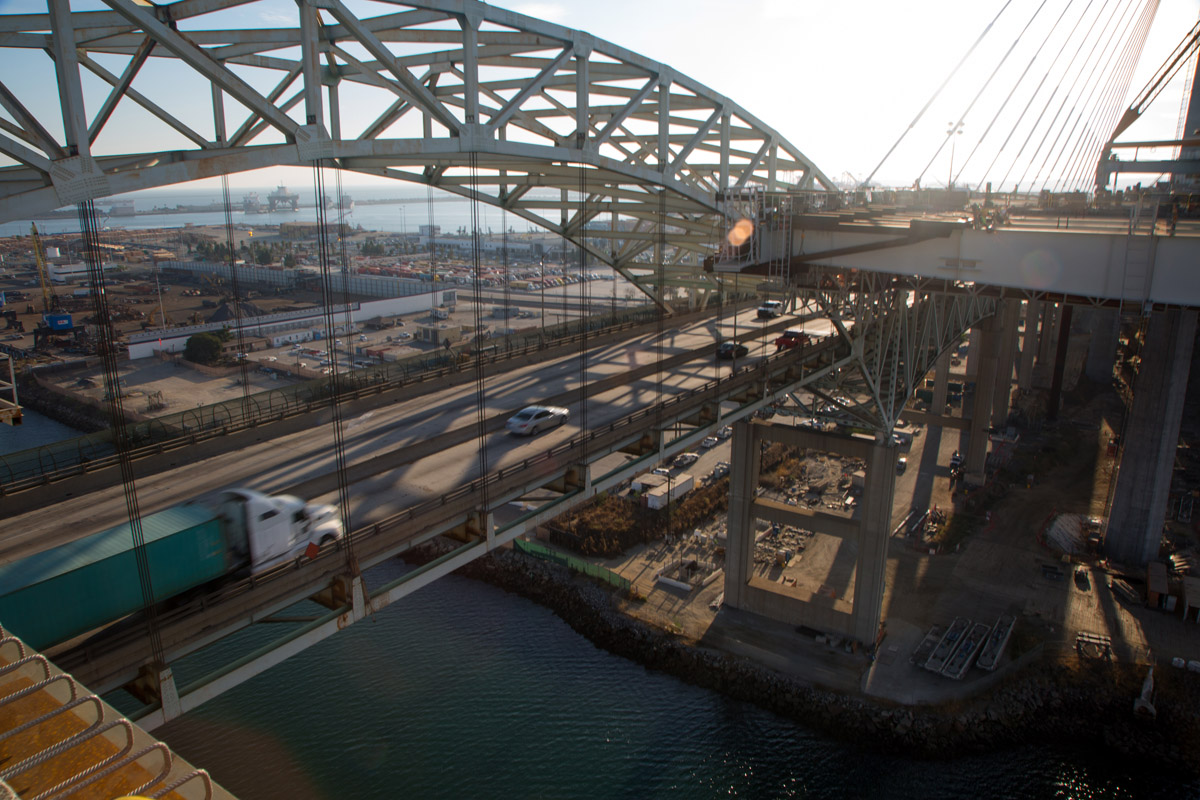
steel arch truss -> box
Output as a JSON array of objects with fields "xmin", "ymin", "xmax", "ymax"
[
  {"xmin": 782, "ymin": 268, "xmax": 997, "ymax": 433},
  {"xmin": 0, "ymin": 0, "xmax": 834, "ymax": 296}
]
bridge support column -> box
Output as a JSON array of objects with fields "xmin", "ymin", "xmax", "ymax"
[
  {"xmin": 1084, "ymin": 307, "xmax": 1120, "ymax": 384},
  {"xmin": 991, "ymin": 299, "xmax": 1021, "ymax": 428},
  {"xmin": 932, "ymin": 349, "xmax": 950, "ymax": 413},
  {"xmin": 965, "ymin": 329, "xmax": 982, "ymax": 378},
  {"xmin": 1018, "ymin": 300, "xmax": 1039, "ymax": 390},
  {"xmin": 127, "ymin": 663, "xmax": 182, "ymax": 724},
  {"xmin": 965, "ymin": 313, "xmax": 998, "ymax": 483},
  {"xmin": 851, "ymin": 440, "xmax": 898, "ymax": 644},
  {"xmin": 723, "ymin": 420, "xmax": 759, "ymax": 611},
  {"xmin": 723, "ymin": 421, "xmax": 896, "ymax": 645},
  {"xmin": 1106, "ymin": 309, "xmax": 1197, "ymax": 565},
  {"xmin": 1037, "ymin": 303, "xmax": 1059, "ymax": 366}
]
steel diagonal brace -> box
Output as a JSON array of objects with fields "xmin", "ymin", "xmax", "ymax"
[
  {"xmin": 0, "ymin": 81, "xmax": 64, "ymax": 160},
  {"xmin": 313, "ymin": 0, "xmax": 463, "ymax": 136},
  {"xmin": 101, "ymin": 0, "xmax": 299, "ymax": 140}
]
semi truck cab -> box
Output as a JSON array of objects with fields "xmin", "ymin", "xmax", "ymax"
[{"xmin": 219, "ymin": 489, "xmax": 343, "ymax": 572}]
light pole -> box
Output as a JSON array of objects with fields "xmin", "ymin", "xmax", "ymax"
[{"xmin": 947, "ymin": 121, "xmax": 964, "ymax": 190}]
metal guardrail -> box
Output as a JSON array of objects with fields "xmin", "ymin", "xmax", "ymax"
[
  {"xmin": 3, "ymin": 302, "xmax": 757, "ymax": 495},
  {"xmin": 52, "ymin": 331, "xmax": 846, "ymax": 688}
]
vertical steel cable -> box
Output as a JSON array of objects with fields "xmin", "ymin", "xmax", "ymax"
[
  {"xmin": 654, "ymin": 187, "xmax": 666, "ymax": 429},
  {"xmin": 311, "ymin": 161, "xmax": 356, "ymax": 567},
  {"xmin": 468, "ymin": 150, "xmax": 490, "ymax": 511},
  {"xmin": 220, "ymin": 175, "xmax": 251, "ymax": 404},
  {"xmin": 576, "ymin": 162, "xmax": 589, "ymax": 464},
  {"xmin": 77, "ymin": 199, "xmax": 164, "ymax": 667}
]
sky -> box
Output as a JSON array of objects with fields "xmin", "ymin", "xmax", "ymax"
[{"xmin": 1, "ymin": 0, "xmax": 1199, "ymax": 195}]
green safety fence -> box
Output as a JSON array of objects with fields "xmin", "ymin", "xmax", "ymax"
[{"xmin": 513, "ymin": 538, "xmax": 630, "ymax": 590}]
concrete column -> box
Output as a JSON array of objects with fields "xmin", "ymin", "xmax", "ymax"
[
  {"xmin": 852, "ymin": 441, "xmax": 897, "ymax": 644},
  {"xmin": 1038, "ymin": 304, "xmax": 1059, "ymax": 366},
  {"xmin": 723, "ymin": 420, "xmax": 760, "ymax": 609},
  {"xmin": 1106, "ymin": 309, "xmax": 1198, "ymax": 565},
  {"xmin": 965, "ymin": 329, "xmax": 982, "ymax": 377},
  {"xmin": 1018, "ymin": 300, "xmax": 1039, "ymax": 390},
  {"xmin": 932, "ymin": 349, "xmax": 951, "ymax": 413},
  {"xmin": 965, "ymin": 313, "xmax": 999, "ymax": 482},
  {"xmin": 1085, "ymin": 307, "xmax": 1120, "ymax": 384},
  {"xmin": 991, "ymin": 299, "xmax": 1021, "ymax": 428}
]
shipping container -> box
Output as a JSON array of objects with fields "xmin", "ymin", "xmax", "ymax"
[{"xmin": 0, "ymin": 504, "xmax": 233, "ymax": 650}]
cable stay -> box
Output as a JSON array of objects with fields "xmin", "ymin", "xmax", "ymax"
[
  {"xmin": 917, "ymin": 0, "xmax": 1053, "ymax": 187},
  {"xmin": 858, "ymin": 0, "xmax": 1015, "ymax": 188}
]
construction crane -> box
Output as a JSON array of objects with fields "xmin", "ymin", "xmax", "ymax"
[{"xmin": 30, "ymin": 223, "xmax": 54, "ymax": 314}]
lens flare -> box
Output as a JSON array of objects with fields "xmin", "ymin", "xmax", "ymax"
[{"xmin": 727, "ymin": 218, "xmax": 754, "ymax": 247}]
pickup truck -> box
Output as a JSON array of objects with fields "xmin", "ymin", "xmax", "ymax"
[
  {"xmin": 774, "ymin": 329, "xmax": 810, "ymax": 350},
  {"xmin": 757, "ymin": 300, "xmax": 784, "ymax": 319}
]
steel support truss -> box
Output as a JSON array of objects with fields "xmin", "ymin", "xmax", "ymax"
[
  {"xmin": 780, "ymin": 268, "xmax": 999, "ymax": 434},
  {"xmin": 0, "ymin": 0, "xmax": 834, "ymax": 301}
]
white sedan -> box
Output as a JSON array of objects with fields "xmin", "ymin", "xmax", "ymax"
[{"xmin": 506, "ymin": 405, "xmax": 570, "ymax": 436}]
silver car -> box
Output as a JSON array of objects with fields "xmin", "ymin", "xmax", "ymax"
[{"xmin": 506, "ymin": 405, "xmax": 570, "ymax": 436}]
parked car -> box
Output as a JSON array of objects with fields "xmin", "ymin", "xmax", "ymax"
[
  {"xmin": 757, "ymin": 300, "xmax": 784, "ymax": 319},
  {"xmin": 651, "ymin": 467, "xmax": 671, "ymax": 477},
  {"xmin": 701, "ymin": 436, "xmax": 719, "ymax": 449},
  {"xmin": 717, "ymin": 425, "xmax": 733, "ymax": 439},
  {"xmin": 506, "ymin": 405, "xmax": 569, "ymax": 436},
  {"xmin": 897, "ymin": 456, "xmax": 908, "ymax": 474},
  {"xmin": 774, "ymin": 329, "xmax": 810, "ymax": 351},
  {"xmin": 673, "ymin": 452, "xmax": 700, "ymax": 468},
  {"xmin": 716, "ymin": 341, "xmax": 749, "ymax": 359}
]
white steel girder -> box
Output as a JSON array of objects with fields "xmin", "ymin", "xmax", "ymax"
[
  {"xmin": 784, "ymin": 271, "xmax": 998, "ymax": 433},
  {"xmin": 0, "ymin": 0, "xmax": 834, "ymax": 292}
]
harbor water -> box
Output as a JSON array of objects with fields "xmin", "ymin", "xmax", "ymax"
[{"xmin": 155, "ymin": 559, "xmax": 1198, "ymax": 800}]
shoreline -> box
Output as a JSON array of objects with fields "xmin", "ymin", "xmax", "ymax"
[{"xmin": 406, "ymin": 539, "xmax": 1200, "ymax": 778}]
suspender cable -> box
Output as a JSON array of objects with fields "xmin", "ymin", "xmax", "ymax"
[
  {"xmin": 220, "ymin": 174, "xmax": 251, "ymax": 403},
  {"xmin": 77, "ymin": 198, "xmax": 164, "ymax": 668},
  {"xmin": 468, "ymin": 150, "xmax": 490, "ymax": 512},
  {"xmin": 576, "ymin": 162, "xmax": 589, "ymax": 464},
  {"xmin": 858, "ymin": 0, "xmax": 1013, "ymax": 188},
  {"xmin": 977, "ymin": 0, "xmax": 1100, "ymax": 191},
  {"xmin": 311, "ymin": 160, "xmax": 357, "ymax": 570}
]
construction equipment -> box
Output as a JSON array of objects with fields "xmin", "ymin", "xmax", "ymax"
[{"xmin": 30, "ymin": 223, "xmax": 54, "ymax": 313}]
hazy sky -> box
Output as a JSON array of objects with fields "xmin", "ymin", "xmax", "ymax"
[{"xmin": 1, "ymin": 0, "xmax": 1198, "ymax": 194}]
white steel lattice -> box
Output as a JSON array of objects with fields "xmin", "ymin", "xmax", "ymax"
[{"xmin": 0, "ymin": 0, "xmax": 835, "ymax": 299}]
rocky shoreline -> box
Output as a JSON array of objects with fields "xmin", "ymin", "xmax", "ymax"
[
  {"xmin": 407, "ymin": 540, "xmax": 1200, "ymax": 777},
  {"xmin": 18, "ymin": 375, "xmax": 109, "ymax": 433}
]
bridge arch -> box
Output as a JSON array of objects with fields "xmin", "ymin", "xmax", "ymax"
[{"xmin": 0, "ymin": 0, "xmax": 835, "ymax": 283}]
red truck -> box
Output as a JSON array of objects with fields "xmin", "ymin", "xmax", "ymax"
[{"xmin": 774, "ymin": 329, "xmax": 810, "ymax": 351}]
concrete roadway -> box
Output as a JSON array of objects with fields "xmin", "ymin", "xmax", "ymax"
[{"xmin": 3, "ymin": 305, "xmax": 834, "ymax": 564}]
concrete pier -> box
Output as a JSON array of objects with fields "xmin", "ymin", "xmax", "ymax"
[{"xmin": 1106, "ymin": 309, "xmax": 1197, "ymax": 565}]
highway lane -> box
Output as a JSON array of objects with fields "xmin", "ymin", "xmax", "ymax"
[{"xmin": 3, "ymin": 305, "xmax": 832, "ymax": 563}]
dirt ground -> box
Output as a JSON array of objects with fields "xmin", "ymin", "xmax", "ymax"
[{"xmin": 574, "ymin": 381, "xmax": 1200, "ymax": 702}]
